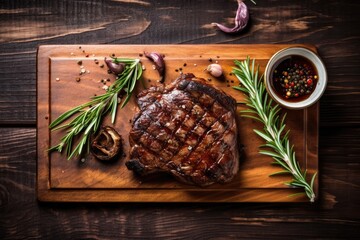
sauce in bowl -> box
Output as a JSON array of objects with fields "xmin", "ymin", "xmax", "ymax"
[
  {"xmin": 265, "ymin": 47, "xmax": 327, "ymax": 109},
  {"xmin": 271, "ymin": 55, "xmax": 318, "ymax": 102}
]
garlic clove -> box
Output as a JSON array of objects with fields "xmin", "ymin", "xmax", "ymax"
[
  {"xmin": 206, "ymin": 63, "xmax": 223, "ymax": 77},
  {"xmin": 105, "ymin": 57, "xmax": 125, "ymax": 75}
]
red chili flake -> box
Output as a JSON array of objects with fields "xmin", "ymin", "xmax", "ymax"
[{"xmin": 307, "ymin": 79, "xmax": 313, "ymax": 85}]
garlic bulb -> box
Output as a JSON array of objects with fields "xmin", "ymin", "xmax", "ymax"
[{"xmin": 206, "ymin": 63, "xmax": 223, "ymax": 77}]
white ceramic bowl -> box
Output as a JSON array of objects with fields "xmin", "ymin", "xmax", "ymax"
[{"xmin": 264, "ymin": 47, "xmax": 327, "ymax": 109}]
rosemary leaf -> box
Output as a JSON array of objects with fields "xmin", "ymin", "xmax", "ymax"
[
  {"xmin": 269, "ymin": 170, "xmax": 290, "ymax": 177},
  {"xmin": 232, "ymin": 57, "xmax": 317, "ymax": 202}
]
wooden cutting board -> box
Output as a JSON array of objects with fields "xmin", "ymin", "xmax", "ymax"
[{"xmin": 37, "ymin": 44, "xmax": 319, "ymax": 202}]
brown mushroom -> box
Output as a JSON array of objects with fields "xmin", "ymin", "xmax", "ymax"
[{"xmin": 91, "ymin": 126, "xmax": 122, "ymax": 161}]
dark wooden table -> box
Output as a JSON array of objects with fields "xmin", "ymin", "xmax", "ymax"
[{"xmin": 1, "ymin": 0, "xmax": 359, "ymax": 239}]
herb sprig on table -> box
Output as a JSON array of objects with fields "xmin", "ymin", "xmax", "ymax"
[
  {"xmin": 232, "ymin": 57, "xmax": 317, "ymax": 202},
  {"xmin": 49, "ymin": 58, "xmax": 142, "ymax": 160}
]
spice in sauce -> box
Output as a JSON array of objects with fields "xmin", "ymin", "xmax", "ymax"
[{"xmin": 271, "ymin": 55, "xmax": 318, "ymax": 101}]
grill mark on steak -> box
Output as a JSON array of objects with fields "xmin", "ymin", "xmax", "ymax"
[
  {"xmin": 133, "ymin": 96, "xmax": 226, "ymax": 171},
  {"xmin": 126, "ymin": 73, "xmax": 239, "ymax": 186},
  {"xmin": 183, "ymin": 117, "xmax": 235, "ymax": 182}
]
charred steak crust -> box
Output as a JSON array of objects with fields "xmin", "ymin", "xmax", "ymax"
[{"xmin": 126, "ymin": 73, "xmax": 240, "ymax": 186}]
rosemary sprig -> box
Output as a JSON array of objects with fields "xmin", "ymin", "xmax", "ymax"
[
  {"xmin": 232, "ymin": 57, "xmax": 317, "ymax": 202},
  {"xmin": 49, "ymin": 58, "xmax": 143, "ymax": 160}
]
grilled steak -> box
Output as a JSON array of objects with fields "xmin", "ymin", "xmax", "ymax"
[{"xmin": 126, "ymin": 73, "xmax": 240, "ymax": 186}]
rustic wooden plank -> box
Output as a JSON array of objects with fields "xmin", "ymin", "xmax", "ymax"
[
  {"xmin": 1, "ymin": 128, "xmax": 359, "ymax": 238},
  {"xmin": 0, "ymin": 51, "xmax": 37, "ymax": 124}
]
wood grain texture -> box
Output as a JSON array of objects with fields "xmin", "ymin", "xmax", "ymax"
[{"xmin": 0, "ymin": 0, "xmax": 359, "ymax": 238}]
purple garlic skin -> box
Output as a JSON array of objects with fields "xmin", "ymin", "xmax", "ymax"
[
  {"xmin": 105, "ymin": 57, "xmax": 125, "ymax": 75},
  {"xmin": 144, "ymin": 51, "xmax": 165, "ymax": 82},
  {"xmin": 212, "ymin": 0, "xmax": 249, "ymax": 34}
]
